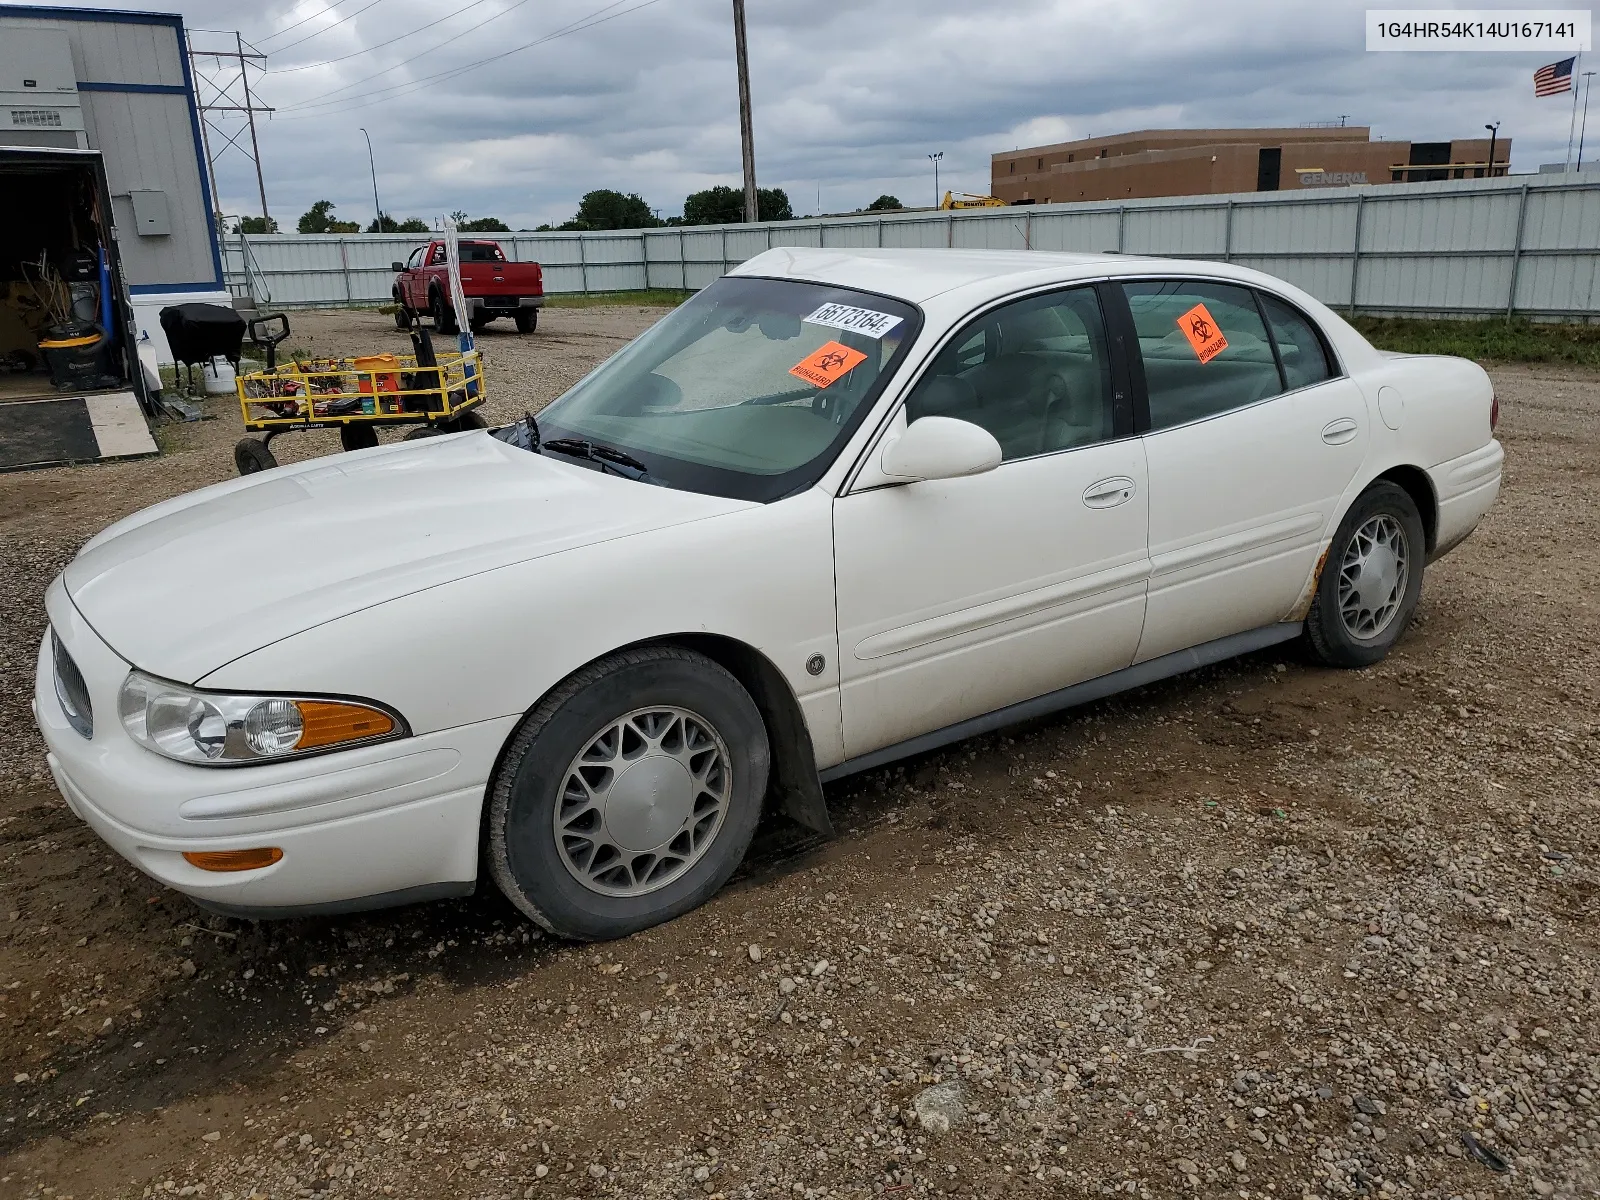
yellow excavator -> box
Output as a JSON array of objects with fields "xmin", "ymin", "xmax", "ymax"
[{"xmin": 940, "ymin": 190, "xmax": 1007, "ymax": 210}]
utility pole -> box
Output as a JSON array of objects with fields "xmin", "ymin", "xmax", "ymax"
[
  {"xmin": 187, "ymin": 30, "xmax": 274, "ymax": 224},
  {"xmin": 731, "ymin": 0, "xmax": 758, "ymax": 223},
  {"xmin": 1484, "ymin": 121, "xmax": 1499, "ymax": 179},
  {"xmin": 1580, "ymin": 72, "xmax": 1597, "ymax": 170},
  {"xmin": 929, "ymin": 151, "xmax": 942, "ymax": 208},
  {"xmin": 361, "ymin": 128, "xmax": 383, "ymax": 232}
]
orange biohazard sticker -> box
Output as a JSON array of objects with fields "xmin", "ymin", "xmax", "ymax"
[
  {"xmin": 789, "ymin": 340, "xmax": 868, "ymax": 389},
  {"xmin": 1177, "ymin": 303, "xmax": 1229, "ymax": 364}
]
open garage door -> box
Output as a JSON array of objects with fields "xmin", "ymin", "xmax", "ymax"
[{"xmin": 0, "ymin": 146, "xmax": 156, "ymax": 471}]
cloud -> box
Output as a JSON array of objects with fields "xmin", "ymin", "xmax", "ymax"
[{"xmin": 50, "ymin": 0, "xmax": 1591, "ymax": 229}]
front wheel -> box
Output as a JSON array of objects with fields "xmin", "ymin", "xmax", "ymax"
[
  {"xmin": 393, "ymin": 297, "xmax": 412, "ymax": 329},
  {"xmin": 486, "ymin": 646, "xmax": 769, "ymax": 941},
  {"xmin": 1305, "ymin": 481, "xmax": 1425, "ymax": 668},
  {"xmin": 234, "ymin": 437, "xmax": 277, "ymax": 475}
]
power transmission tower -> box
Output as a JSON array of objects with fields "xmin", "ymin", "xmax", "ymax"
[{"xmin": 187, "ymin": 30, "xmax": 274, "ymax": 225}]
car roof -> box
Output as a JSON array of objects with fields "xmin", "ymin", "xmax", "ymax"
[{"xmin": 730, "ymin": 246, "xmax": 1269, "ymax": 306}]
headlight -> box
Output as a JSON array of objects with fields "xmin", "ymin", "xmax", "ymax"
[{"xmin": 117, "ymin": 670, "xmax": 405, "ymax": 766}]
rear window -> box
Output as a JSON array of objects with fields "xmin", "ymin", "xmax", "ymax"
[{"xmin": 461, "ymin": 243, "xmax": 506, "ymax": 262}]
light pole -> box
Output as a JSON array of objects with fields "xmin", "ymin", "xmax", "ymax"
[
  {"xmin": 1579, "ymin": 72, "xmax": 1597, "ymax": 170},
  {"xmin": 732, "ymin": 0, "xmax": 758, "ymax": 223},
  {"xmin": 1484, "ymin": 121, "xmax": 1500, "ymax": 179},
  {"xmin": 360, "ymin": 127, "xmax": 384, "ymax": 233},
  {"xmin": 928, "ymin": 151, "xmax": 943, "ymax": 208}
]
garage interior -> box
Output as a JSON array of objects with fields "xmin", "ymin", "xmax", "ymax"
[{"xmin": 0, "ymin": 150, "xmax": 155, "ymax": 470}]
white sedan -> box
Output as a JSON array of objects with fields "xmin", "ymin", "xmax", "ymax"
[{"xmin": 35, "ymin": 248, "xmax": 1502, "ymax": 939}]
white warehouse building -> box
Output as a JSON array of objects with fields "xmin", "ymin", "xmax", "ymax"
[{"xmin": 1, "ymin": 3, "xmax": 228, "ymax": 366}]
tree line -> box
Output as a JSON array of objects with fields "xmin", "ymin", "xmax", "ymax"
[{"xmin": 232, "ymin": 191, "xmax": 908, "ymax": 236}]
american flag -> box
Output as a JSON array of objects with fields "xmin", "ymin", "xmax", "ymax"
[{"xmin": 1534, "ymin": 56, "xmax": 1575, "ymax": 98}]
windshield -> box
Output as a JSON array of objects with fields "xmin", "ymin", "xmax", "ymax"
[{"xmin": 535, "ymin": 276, "xmax": 922, "ymax": 501}]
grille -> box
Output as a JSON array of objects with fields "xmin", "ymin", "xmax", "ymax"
[
  {"xmin": 10, "ymin": 109, "xmax": 64, "ymax": 128},
  {"xmin": 51, "ymin": 631, "xmax": 93, "ymax": 739}
]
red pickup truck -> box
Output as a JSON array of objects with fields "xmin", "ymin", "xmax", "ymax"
[{"xmin": 391, "ymin": 239, "xmax": 544, "ymax": 334}]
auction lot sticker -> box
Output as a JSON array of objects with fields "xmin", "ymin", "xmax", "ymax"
[
  {"xmin": 804, "ymin": 302, "xmax": 903, "ymax": 339},
  {"xmin": 790, "ymin": 341, "xmax": 868, "ymax": 388},
  {"xmin": 1177, "ymin": 304, "xmax": 1229, "ymax": 364}
]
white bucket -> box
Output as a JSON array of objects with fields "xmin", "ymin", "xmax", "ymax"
[{"xmin": 202, "ymin": 357, "xmax": 237, "ymax": 395}]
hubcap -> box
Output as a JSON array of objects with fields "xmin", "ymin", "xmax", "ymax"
[
  {"xmin": 1337, "ymin": 514, "xmax": 1410, "ymax": 640},
  {"xmin": 553, "ymin": 706, "xmax": 730, "ymax": 897}
]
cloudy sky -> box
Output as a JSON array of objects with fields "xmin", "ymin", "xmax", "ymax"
[{"xmin": 44, "ymin": 0, "xmax": 1600, "ymax": 229}]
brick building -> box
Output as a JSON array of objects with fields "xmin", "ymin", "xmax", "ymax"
[{"xmin": 991, "ymin": 127, "xmax": 1510, "ymax": 204}]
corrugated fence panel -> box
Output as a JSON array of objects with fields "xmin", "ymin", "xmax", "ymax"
[
  {"xmin": 1028, "ymin": 210, "xmax": 1120, "ymax": 252},
  {"xmin": 1125, "ymin": 205, "xmax": 1228, "ymax": 256},
  {"xmin": 223, "ymin": 178, "xmax": 1600, "ymax": 318},
  {"xmin": 1232, "ymin": 199, "xmax": 1359, "ymax": 255}
]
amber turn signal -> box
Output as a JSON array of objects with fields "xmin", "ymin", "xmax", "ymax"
[
  {"xmin": 182, "ymin": 847, "xmax": 284, "ymax": 872},
  {"xmin": 295, "ymin": 700, "xmax": 397, "ymax": 750}
]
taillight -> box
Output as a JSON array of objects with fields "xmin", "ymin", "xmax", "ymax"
[{"xmin": 1490, "ymin": 389, "xmax": 1499, "ymax": 433}]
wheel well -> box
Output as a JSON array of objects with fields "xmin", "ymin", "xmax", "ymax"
[
  {"xmin": 662, "ymin": 634, "xmax": 833, "ymax": 839},
  {"xmin": 482, "ymin": 634, "xmax": 834, "ymax": 851},
  {"xmin": 1375, "ymin": 465, "xmax": 1438, "ymax": 553}
]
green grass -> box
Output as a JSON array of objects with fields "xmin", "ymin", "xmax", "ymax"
[
  {"xmin": 542, "ymin": 289, "xmax": 692, "ymax": 309},
  {"xmin": 1353, "ymin": 316, "xmax": 1600, "ymax": 366}
]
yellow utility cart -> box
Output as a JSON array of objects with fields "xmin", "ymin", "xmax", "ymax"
[{"xmin": 232, "ymin": 314, "xmax": 488, "ymax": 475}]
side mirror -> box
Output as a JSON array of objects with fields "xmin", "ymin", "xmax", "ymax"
[
  {"xmin": 391, "ymin": 261, "xmax": 405, "ymax": 272},
  {"xmin": 880, "ymin": 416, "xmax": 1001, "ymax": 482}
]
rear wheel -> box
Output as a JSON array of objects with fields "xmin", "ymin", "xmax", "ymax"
[
  {"xmin": 514, "ymin": 308, "xmax": 538, "ymax": 334},
  {"xmin": 339, "ymin": 423, "xmax": 379, "ymax": 452},
  {"xmin": 1305, "ymin": 481, "xmax": 1425, "ymax": 668},
  {"xmin": 234, "ymin": 437, "xmax": 277, "ymax": 475},
  {"xmin": 403, "ymin": 425, "xmax": 445, "ymax": 440},
  {"xmin": 440, "ymin": 409, "xmax": 486, "ymax": 433},
  {"xmin": 486, "ymin": 646, "xmax": 769, "ymax": 941},
  {"xmin": 431, "ymin": 289, "xmax": 457, "ymax": 335}
]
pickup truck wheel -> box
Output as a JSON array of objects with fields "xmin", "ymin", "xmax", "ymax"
[
  {"xmin": 486, "ymin": 646, "xmax": 769, "ymax": 941},
  {"xmin": 1305, "ymin": 482, "xmax": 1425, "ymax": 669},
  {"xmin": 431, "ymin": 289, "xmax": 457, "ymax": 335},
  {"xmin": 514, "ymin": 308, "xmax": 538, "ymax": 334},
  {"xmin": 392, "ymin": 295, "xmax": 412, "ymax": 329}
]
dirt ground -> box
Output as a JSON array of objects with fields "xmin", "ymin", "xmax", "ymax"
[{"xmin": 0, "ymin": 309, "xmax": 1595, "ymax": 1200}]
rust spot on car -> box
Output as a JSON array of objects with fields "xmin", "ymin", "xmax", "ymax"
[{"xmin": 1288, "ymin": 547, "xmax": 1331, "ymax": 621}]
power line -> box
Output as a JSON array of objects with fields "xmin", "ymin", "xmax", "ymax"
[
  {"xmin": 254, "ymin": 0, "xmax": 368, "ymax": 46},
  {"xmin": 278, "ymin": 0, "xmax": 632, "ymax": 110},
  {"xmin": 276, "ymin": 0, "xmax": 658, "ymax": 118},
  {"xmin": 270, "ymin": 0, "xmax": 511, "ymax": 73},
  {"xmin": 268, "ymin": 0, "xmax": 388, "ymax": 56}
]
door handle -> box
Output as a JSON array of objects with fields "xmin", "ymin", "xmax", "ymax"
[
  {"xmin": 1082, "ymin": 476, "xmax": 1136, "ymax": 509},
  {"xmin": 1322, "ymin": 417, "xmax": 1359, "ymax": 445}
]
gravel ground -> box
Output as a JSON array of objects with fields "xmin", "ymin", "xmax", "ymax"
[{"xmin": 0, "ymin": 312, "xmax": 1595, "ymax": 1200}]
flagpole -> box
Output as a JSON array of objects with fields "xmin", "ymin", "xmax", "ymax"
[
  {"xmin": 1580, "ymin": 71, "xmax": 1596, "ymax": 171},
  {"xmin": 1567, "ymin": 52, "xmax": 1582, "ymax": 170}
]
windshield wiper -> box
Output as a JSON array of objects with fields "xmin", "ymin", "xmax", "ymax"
[{"xmin": 541, "ymin": 438, "xmax": 652, "ymax": 480}]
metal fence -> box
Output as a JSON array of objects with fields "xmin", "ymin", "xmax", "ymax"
[{"xmin": 222, "ymin": 174, "xmax": 1600, "ymax": 320}]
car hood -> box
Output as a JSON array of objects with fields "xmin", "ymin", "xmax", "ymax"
[{"xmin": 64, "ymin": 433, "xmax": 752, "ymax": 683}]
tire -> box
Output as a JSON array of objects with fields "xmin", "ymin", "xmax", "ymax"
[
  {"xmin": 514, "ymin": 308, "xmax": 538, "ymax": 334},
  {"xmin": 339, "ymin": 423, "xmax": 380, "ymax": 452},
  {"xmin": 234, "ymin": 437, "xmax": 277, "ymax": 475},
  {"xmin": 486, "ymin": 646, "xmax": 770, "ymax": 941},
  {"xmin": 393, "ymin": 296, "xmax": 412, "ymax": 329},
  {"xmin": 431, "ymin": 289, "xmax": 457, "ymax": 335},
  {"xmin": 440, "ymin": 409, "xmax": 487, "ymax": 433},
  {"xmin": 403, "ymin": 425, "xmax": 445, "ymax": 440},
  {"xmin": 1305, "ymin": 481, "xmax": 1426, "ymax": 668}
]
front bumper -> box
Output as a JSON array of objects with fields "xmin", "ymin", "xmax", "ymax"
[{"xmin": 35, "ymin": 580, "xmax": 517, "ymax": 916}]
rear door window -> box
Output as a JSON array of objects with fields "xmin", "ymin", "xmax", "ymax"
[
  {"xmin": 1121, "ymin": 280, "xmax": 1281, "ymax": 431},
  {"xmin": 1258, "ymin": 293, "xmax": 1336, "ymax": 391}
]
